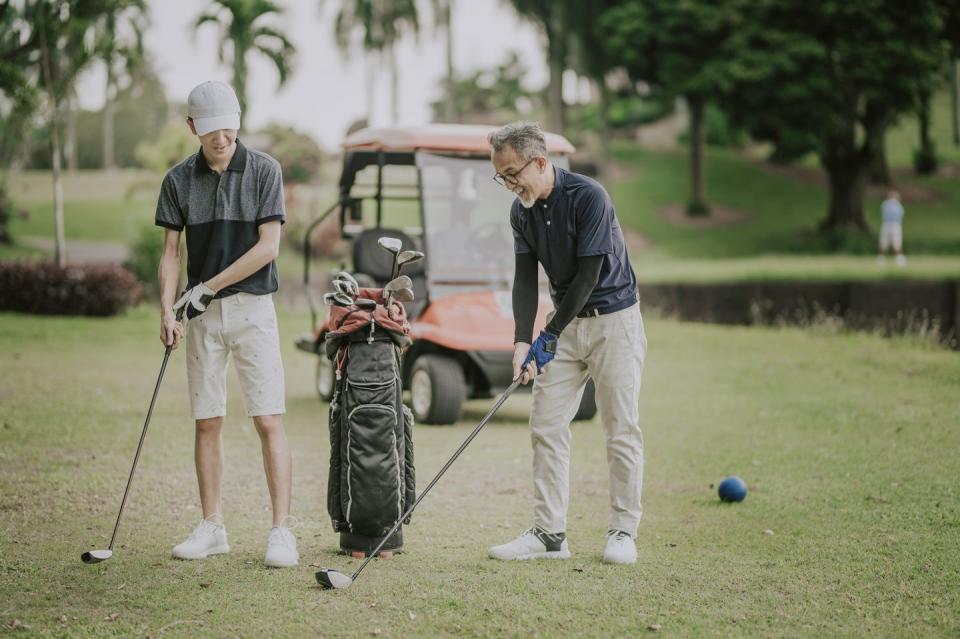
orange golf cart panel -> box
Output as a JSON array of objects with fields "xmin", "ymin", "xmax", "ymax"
[{"xmin": 410, "ymin": 290, "xmax": 553, "ymax": 352}]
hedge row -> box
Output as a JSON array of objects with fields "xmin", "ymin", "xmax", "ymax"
[{"xmin": 0, "ymin": 261, "xmax": 143, "ymax": 316}]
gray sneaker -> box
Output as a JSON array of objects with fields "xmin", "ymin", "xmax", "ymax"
[{"xmin": 489, "ymin": 527, "xmax": 570, "ymax": 560}]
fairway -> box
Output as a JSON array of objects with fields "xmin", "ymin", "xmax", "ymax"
[{"xmin": 1, "ymin": 305, "xmax": 958, "ymax": 637}]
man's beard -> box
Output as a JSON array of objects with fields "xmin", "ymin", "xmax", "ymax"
[{"xmin": 515, "ymin": 187, "xmax": 536, "ymax": 209}]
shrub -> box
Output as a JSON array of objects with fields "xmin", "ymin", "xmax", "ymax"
[
  {"xmin": 0, "ymin": 261, "xmax": 143, "ymax": 316},
  {"xmin": 126, "ymin": 223, "xmax": 164, "ymax": 297}
]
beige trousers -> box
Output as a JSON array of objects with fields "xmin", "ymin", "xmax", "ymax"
[{"xmin": 530, "ymin": 303, "xmax": 647, "ymax": 536}]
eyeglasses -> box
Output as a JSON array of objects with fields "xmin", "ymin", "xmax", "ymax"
[{"xmin": 492, "ymin": 158, "xmax": 538, "ymax": 187}]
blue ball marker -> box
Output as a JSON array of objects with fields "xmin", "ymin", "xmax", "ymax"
[{"xmin": 718, "ymin": 476, "xmax": 747, "ymax": 502}]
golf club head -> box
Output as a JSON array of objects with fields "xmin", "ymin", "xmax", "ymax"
[
  {"xmin": 81, "ymin": 549, "xmax": 112, "ymax": 564},
  {"xmin": 334, "ymin": 271, "xmax": 359, "ymax": 288},
  {"xmin": 392, "ymin": 287, "xmax": 414, "ymax": 303},
  {"xmin": 322, "ymin": 292, "xmax": 338, "ymax": 306},
  {"xmin": 333, "ymin": 279, "xmax": 358, "ymax": 299},
  {"xmin": 377, "ymin": 237, "xmax": 402, "ymax": 255},
  {"xmin": 316, "ymin": 568, "xmax": 353, "ymax": 590},
  {"xmin": 333, "ymin": 292, "xmax": 353, "ymax": 306},
  {"xmin": 354, "ymin": 298, "xmax": 377, "ymax": 311},
  {"xmin": 384, "ymin": 275, "xmax": 413, "ymax": 291},
  {"xmin": 397, "ymin": 250, "xmax": 424, "ymax": 269}
]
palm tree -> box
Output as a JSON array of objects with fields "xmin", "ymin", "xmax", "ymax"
[
  {"xmin": 99, "ymin": 0, "xmax": 149, "ymax": 170},
  {"xmin": 429, "ymin": 0, "xmax": 456, "ymax": 122},
  {"xmin": 29, "ymin": 0, "xmax": 111, "ymax": 266},
  {"xmin": 504, "ymin": 0, "xmax": 569, "ymax": 133},
  {"xmin": 328, "ymin": 0, "xmax": 420, "ymax": 124},
  {"xmin": 194, "ymin": 0, "xmax": 296, "ymax": 129}
]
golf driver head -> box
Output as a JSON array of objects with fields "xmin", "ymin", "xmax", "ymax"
[
  {"xmin": 81, "ymin": 549, "xmax": 112, "ymax": 564},
  {"xmin": 316, "ymin": 568, "xmax": 353, "ymax": 590},
  {"xmin": 377, "ymin": 237, "xmax": 402, "ymax": 256}
]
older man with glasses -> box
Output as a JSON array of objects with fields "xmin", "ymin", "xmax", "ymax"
[{"xmin": 487, "ymin": 121, "xmax": 648, "ymax": 565}]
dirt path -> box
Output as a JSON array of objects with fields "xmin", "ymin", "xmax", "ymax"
[{"xmin": 20, "ymin": 236, "xmax": 130, "ymax": 263}]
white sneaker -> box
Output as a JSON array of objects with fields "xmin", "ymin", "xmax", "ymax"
[
  {"xmin": 264, "ymin": 525, "xmax": 299, "ymax": 568},
  {"xmin": 603, "ymin": 529, "xmax": 637, "ymax": 565},
  {"xmin": 489, "ymin": 527, "xmax": 570, "ymax": 560},
  {"xmin": 172, "ymin": 519, "xmax": 230, "ymax": 560},
  {"xmin": 895, "ymin": 254, "xmax": 907, "ymax": 267}
]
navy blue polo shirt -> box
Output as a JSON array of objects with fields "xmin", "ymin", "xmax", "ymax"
[
  {"xmin": 155, "ymin": 140, "xmax": 285, "ymax": 298},
  {"xmin": 510, "ymin": 167, "xmax": 638, "ymax": 314}
]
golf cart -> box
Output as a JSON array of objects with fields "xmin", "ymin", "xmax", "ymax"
[{"xmin": 296, "ymin": 124, "xmax": 597, "ymax": 425}]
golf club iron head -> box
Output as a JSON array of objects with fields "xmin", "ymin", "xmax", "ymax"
[
  {"xmin": 81, "ymin": 549, "xmax": 113, "ymax": 564},
  {"xmin": 332, "ymin": 292, "xmax": 353, "ymax": 306},
  {"xmin": 384, "ymin": 275, "xmax": 412, "ymax": 292},
  {"xmin": 322, "ymin": 292, "xmax": 338, "ymax": 306},
  {"xmin": 397, "ymin": 250, "xmax": 424, "ymax": 272},
  {"xmin": 391, "ymin": 287, "xmax": 414, "ymax": 303},
  {"xmin": 334, "ymin": 271, "xmax": 359, "ymax": 288}
]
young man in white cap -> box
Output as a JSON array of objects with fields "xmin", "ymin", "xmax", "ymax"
[{"xmin": 156, "ymin": 80, "xmax": 298, "ymax": 568}]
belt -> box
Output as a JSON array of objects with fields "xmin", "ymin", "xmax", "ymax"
[{"xmin": 575, "ymin": 298, "xmax": 637, "ymax": 319}]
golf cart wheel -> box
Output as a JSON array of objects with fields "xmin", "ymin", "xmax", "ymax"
[
  {"xmin": 573, "ymin": 379, "xmax": 597, "ymax": 421},
  {"xmin": 316, "ymin": 357, "xmax": 336, "ymax": 402},
  {"xmin": 410, "ymin": 355, "xmax": 465, "ymax": 425}
]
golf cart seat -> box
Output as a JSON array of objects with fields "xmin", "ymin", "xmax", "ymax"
[{"xmin": 352, "ymin": 228, "xmax": 420, "ymax": 284}]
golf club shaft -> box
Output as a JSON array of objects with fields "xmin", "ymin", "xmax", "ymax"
[
  {"xmin": 351, "ymin": 377, "xmax": 523, "ymax": 581},
  {"xmin": 106, "ymin": 308, "xmax": 184, "ymax": 550}
]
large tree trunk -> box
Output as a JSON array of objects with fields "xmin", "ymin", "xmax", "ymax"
[
  {"xmin": 39, "ymin": 20, "xmax": 67, "ymax": 266},
  {"xmin": 867, "ymin": 126, "xmax": 892, "ymax": 185},
  {"xmin": 916, "ymin": 89, "xmax": 937, "ymax": 175},
  {"xmin": 50, "ymin": 113, "xmax": 67, "ymax": 266},
  {"xmin": 545, "ymin": 7, "xmax": 565, "ymax": 133},
  {"xmin": 63, "ymin": 92, "xmax": 78, "ymax": 172},
  {"xmin": 952, "ymin": 58, "xmax": 959, "ymax": 147},
  {"xmin": 103, "ymin": 63, "xmax": 116, "ymax": 170},
  {"xmin": 233, "ymin": 44, "xmax": 247, "ymax": 130},
  {"xmin": 819, "ymin": 131, "xmax": 869, "ymax": 232},
  {"xmin": 686, "ymin": 94, "xmax": 709, "ymax": 216}
]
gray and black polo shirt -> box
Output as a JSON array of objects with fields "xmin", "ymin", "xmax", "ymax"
[{"xmin": 155, "ymin": 140, "xmax": 285, "ymax": 298}]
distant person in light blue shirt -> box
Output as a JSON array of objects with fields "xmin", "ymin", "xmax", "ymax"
[{"xmin": 878, "ymin": 190, "xmax": 906, "ymax": 266}]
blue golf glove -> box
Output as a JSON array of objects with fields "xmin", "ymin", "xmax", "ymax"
[{"xmin": 523, "ymin": 330, "xmax": 559, "ymax": 373}]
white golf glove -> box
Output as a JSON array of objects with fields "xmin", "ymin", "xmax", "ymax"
[{"xmin": 173, "ymin": 282, "xmax": 216, "ymax": 319}]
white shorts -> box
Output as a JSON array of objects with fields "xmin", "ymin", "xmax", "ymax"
[
  {"xmin": 879, "ymin": 222, "xmax": 902, "ymax": 252},
  {"xmin": 185, "ymin": 292, "xmax": 286, "ymax": 420}
]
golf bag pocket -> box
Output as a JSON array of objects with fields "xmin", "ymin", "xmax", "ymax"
[
  {"xmin": 402, "ymin": 404, "xmax": 415, "ymax": 523},
  {"xmin": 327, "ymin": 393, "xmax": 344, "ymax": 529},
  {"xmin": 343, "ymin": 404, "xmax": 403, "ymax": 536}
]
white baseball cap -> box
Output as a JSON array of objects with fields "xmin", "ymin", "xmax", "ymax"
[{"xmin": 187, "ymin": 81, "xmax": 241, "ymax": 136}]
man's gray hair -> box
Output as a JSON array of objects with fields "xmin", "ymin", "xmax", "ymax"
[{"xmin": 488, "ymin": 121, "xmax": 548, "ymax": 160}]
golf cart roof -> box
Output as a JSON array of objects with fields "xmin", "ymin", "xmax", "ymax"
[{"xmin": 342, "ymin": 124, "xmax": 576, "ymax": 155}]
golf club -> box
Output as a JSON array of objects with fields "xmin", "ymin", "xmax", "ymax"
[
  {"xmin": 383, "ymin": 276, "xmax": 413, "ymax": 307},
  {"xmin": 316, "ymin": 374, "xmax": 525, "ymax": 590},
  {"xmin": 334, "ymin": 271, "xmax": 360, "ymax": 290},
  {"xmin": 323, "ymin": 292, "xmax": 341, "ymax": 306},
  {"xmin": 378, "ymin": 237, "xmax": 403, "ymax": 280},
  {"xmin": 81, "ymin": 305, "xmax": 186, "ymax": 564},
  {"xmin": 354, "ymin": 298, "xmax": 377, "ymax": 312},
  {"xmin": 333, "ymin": 279, "xmax": 358, "ymax": 301},
  {"xmin": 396, "ymin": 250, "xmax": 424, "ymax": 276}
]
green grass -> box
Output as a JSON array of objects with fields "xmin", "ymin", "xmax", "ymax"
[
  {"xmin": 609, "ymin": 144, "xmax": 960, "ymax": 259},
  {"xmin": 6, "ymin": 170, "xmax": 161, "ymax": 244},
  {"xmin": 1, "ymin": 305, "xmax": 958, "ymax": 637}
]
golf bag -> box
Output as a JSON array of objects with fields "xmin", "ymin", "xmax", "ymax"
[{"xmin": 324, "ymin": 290, "xmax": 415, "ymax": 555}]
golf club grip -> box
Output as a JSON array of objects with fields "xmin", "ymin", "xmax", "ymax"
[
  {"xmin": 106, "ymin": 305, "xmax": 185, "ymax": 549},
  {"xmin": 351, "ymin": 377, "xmax": 524, "ymax": 580}
]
